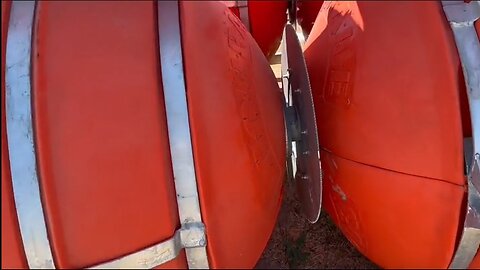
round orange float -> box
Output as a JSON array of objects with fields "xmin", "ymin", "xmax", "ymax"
[
  {"xmin": 223, "ymin": 1, "xmax": 288, "ymax": 59},
  {"xmin": 304, "ymin": 1, "xmax": 480, "ymax": 268},
  {"xmin": 5, "ymin": 1, "xmax": 478, "ymax": 269},
  {"xmin": 1, "ymin": 1, "xmax": 289, "ymax": 268}
]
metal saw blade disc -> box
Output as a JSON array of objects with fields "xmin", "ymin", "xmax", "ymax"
[{"xmin": 281, "ymin": 24, "xmax": 322, "ymax": 223}]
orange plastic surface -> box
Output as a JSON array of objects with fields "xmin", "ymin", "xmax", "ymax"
[
  {"xmin": 32, "ymin": 2, "xmax": 179, "ymax": 268},
  {"xmin": 297, "ymin": 0, "xmax": 324, "ymax": 36},
  {"xmin": 321, "ymin": 150, "xmax": 464, "ymax": 268},
  {"xmin": 1, "ymin": 1, "xmax": 29, "ymax": 268},
  {"xmin": 180, "ymin": 1, "xmax": 285, "ymax": 268},
  {"xmin": 226, "ymin": 1, "xmax": 288, "ymax": 59},
  {"xmin": 470, "ymin": 251, "xmax": 480, "ymax": 269},
  {"xmin": 304, "ymin": 1, "xmax": 465, "ymax": 185}
]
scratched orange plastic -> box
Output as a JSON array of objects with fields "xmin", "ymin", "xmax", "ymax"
[
  {"xmin": 321, "ymin": 150, "xmax": 464, "ymax": 268},
  {"xmin": 469, "ymin": 16, "xmax": 480, "ymax": 270},
  {"xmin": 1, "ymin": 1, "xmax": 29, "ymax": 268},
  {"xmin": 226, "ymin": 0, "xmax": 287, "ymax": 59},
  {"xmin": 305, "ymin": 1, "xmax": 465, "ymax": 185},
  {"xmin": 31, "ymin": 2, "xmax": 180, "ymax": 268},
  {"xmin": 180, "ymin": 2, "xmax": 285, "ymax": 268},
  {"xmin": 305, "ymin": 1, "xmax": 468, "ymax": 268}
]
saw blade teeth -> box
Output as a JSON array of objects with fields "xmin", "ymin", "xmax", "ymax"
[{"xmin": 281, "ymin": 24, "xmax": 323, "ymax": 223}]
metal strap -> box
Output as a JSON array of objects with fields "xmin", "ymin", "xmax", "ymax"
[
  {"xmin": 441, "ymin": 1, "xmax": 480, "ymax": 269},
  {"xmin": 157, "ymin": 1, "xmax": 209, "ymax": 269},
  {"xmin": 5, "ymin": 1, "xmax": 56, "ymax": 269},
  {"xmin": 223, "ymin": 1, "xmax": 251, "ymax": 32},
  {"xmin": 89, "ymin": 224, "xmax": 206, "ymax": 269}
]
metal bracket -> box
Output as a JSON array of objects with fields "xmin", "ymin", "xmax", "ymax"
[
  {"xmin": 157, "ymin": 1, "xmax": 210, "ymax": 269},
  {"xmin": 89, "ymin": 223, "xmax": 206, "ymax": 269},
  {"xmin": 284, "ymin": 103, "xmax": 299, "ymax": 182},
  {"xmin": 285, "ymin": 105, "xmax": 301, "ymax": 143},
  {"xmin": 442, "ymin": 1, "xmax": 480, "ymax": 269}
]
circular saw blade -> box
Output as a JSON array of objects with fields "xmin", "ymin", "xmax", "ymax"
[{"xmin": 281, "ymin": 24, "xmax": 322, "ymax": 223}]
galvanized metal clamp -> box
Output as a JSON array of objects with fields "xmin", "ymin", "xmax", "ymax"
[
  {"xmin": 89, "ymin": 223, "xmax": 207, "ymax": 269},
  {"xmin": 441, "ymin": 1, "xmax": 480, "ymax": 269},
  {"xmin": 157, "ymin": 1, "xmax": 210, "ymax": 268}
]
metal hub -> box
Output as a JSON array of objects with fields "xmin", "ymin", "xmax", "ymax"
[{"xmin": 281, "ymin": 23, "xmax": 322, "ymax": 223}]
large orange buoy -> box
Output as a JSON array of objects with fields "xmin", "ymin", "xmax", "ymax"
[
  {"xmin": 223, "ymin": 1, "xmax": 288, "ymax": 59},
  {"xmin": 1, "ymin": 1, "xmax": 288, "ymax": 268},
  {"xmin": 8, "ymin": 0, "xmax": 478, "ymax": 269},
  {"xmin": 304, "ymin": 1, "xmax": 480, "ymax": 268}
]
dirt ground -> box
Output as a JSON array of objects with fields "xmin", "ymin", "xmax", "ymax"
[{"xmin": 254, "ymin": 177, "xmax": 378, "ymax": 269}]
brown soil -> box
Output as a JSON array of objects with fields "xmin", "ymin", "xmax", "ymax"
[{"xmin": 254, "ymin": 177, "xmax": 378, "ymax": 269}]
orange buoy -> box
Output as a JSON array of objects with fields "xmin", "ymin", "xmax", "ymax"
[
  {"xmin": 304, "ymin": 1, "xmax": 480, "ymax": 268},
  {"xmin": 223, "ymin": 1, "xmax": 288, "ymax": 60},
  {"xmin": 7, "ymin": 0, "xmax": 477, "ymax": 269},
  {"xmin": 1, "ymin": 1, "xmax": 286, "ymax": 268}
]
